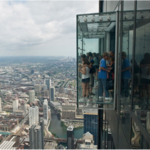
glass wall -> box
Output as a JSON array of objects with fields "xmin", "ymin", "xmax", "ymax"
[
  {"xmin": 133, "ymin": 9, "xmax": 150, "ymax": 136},
  {"xmin": 77, "ymin": 1, "xmax": 150, "ymax": 147},
  {"xmin": 101, "ymin": 0, "xmax": 150, "ymax": 12},
  {"xmin": 77, "ymin": 12, "xmax": 116, "ymax": 110}
]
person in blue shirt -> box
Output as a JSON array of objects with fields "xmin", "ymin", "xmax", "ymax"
[
  {"xmin": 98, "ymin": 52, "xmax": 111, "ymax": 101},
  {"xmin": 121, "ymin": 52, "xmax": 131, "ymax": 98}
]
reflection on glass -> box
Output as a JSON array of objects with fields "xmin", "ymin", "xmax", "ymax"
[
  {"xmin": 133, "ymin": 11, "xmax": 150, "ymax": 111},
  {"xmin": 77, "ymin": 12, "xmax": 116, "ymax": 109},
  {"xmin": 120, "ymin": 12, "xmax": 133, "ymax": 109},
  {"xmin": 131, "ymin": 118, "xmax": 150, "ymax": 149}
]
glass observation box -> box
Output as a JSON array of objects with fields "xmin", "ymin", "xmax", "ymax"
[
  {"xmin": 76, "ymin": 10, "xmax": 150, "ymax": 110},
  {"xmin": 77, "ymin": 12, "xmax": 117, "ymax": 110}
]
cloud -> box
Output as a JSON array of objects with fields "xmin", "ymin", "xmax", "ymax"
[{"xmin": 0, "ymin": 0, "xmax": 98, "ymax": 56}]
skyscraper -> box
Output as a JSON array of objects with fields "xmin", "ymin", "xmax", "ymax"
[
  {"xmin": 29, "ymin": 125, "xmax": 36, "ymax": 149},
  {"xmin": 29, "ymin": 124, "xmax": 44, "ymax": 149},
  {"xmin": 29, "ymin": 106, "xmax": 39, "ymax": 126},
  {"xmin": 29, "ymin": 90, "xmax": 35, "ymax": 103},
  {"xmin": 84, "ymin": 110, "xmax": 98, "ymax": 145},
  {"xmin": 43, "ymin": 99, "xmax": 48, "ymax": 125},
  {"xmin": 49, "ymin": 87, "xmax": 55, "ymax": 101},
  {"xmin": 67, "ymin": 126, "xmax": 74, "ymax": 149},
  {"xmin": 13, "ymin": 99, "xmax": 18, "ymax": 112},
  {"xmin": 34, "ymin": 125, "xmax": 42, "ymax": 149},
  {"xmin": 39, "ymin": 117, "xmax": 44, "ymax": 149},
  {"xmin": 44, "ymin": 79, "xmax": 51, "ymax": 90}
]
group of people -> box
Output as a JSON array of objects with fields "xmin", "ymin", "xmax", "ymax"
[
  {"xmin": 79, "ymin": 50, "xmax": 150, "ymax": 107},
  {"xmin": 78, "ymin": 51, "xmax": 132, "ymax": 105},
  {"xmin": 78, "ymin": 51, "xmax": 115, "ymax": 104}
]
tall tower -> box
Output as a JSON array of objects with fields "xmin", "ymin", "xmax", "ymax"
[
  {"xmin": 29, "ymin": 106, "xmax": 39, "ymax": 126},
  {"xmin": 0, "ymin": 97, "xmax": 2, "ymax": 112},
  {"xmin": 67, "ymin": 126, "xmax": 74, "ymax": 149},
  {"xmin": 84, "ymin": 110, "xmax": 98, "ymax": 145},
  {"xmin": 49, "ymin": 87, "xmax": 55, "ymax": 101},
  {"xmin": 13, "ymin": 99, "xmax": 18, "ymax": 112},
  {"xmin": 43, "ymin": 99, "xmax": 48, "ymax": 125},
  {"xmin": 29, "ymin": 125, "xmax": 36, "ymax": 149},
  {"xmin": 29, "ymin": 123, "xmax": 44, "ymax": 149},
  {"xmin": 44, "ymin": 79, "xmax": 51, "ymax": 90},
  {"xmin": 40, "ymin": 118, "xmax": 44, "ymax": 149},
  {"xmin": 29, "ymin": 90, "xmax": 35, "ymax": 103}
]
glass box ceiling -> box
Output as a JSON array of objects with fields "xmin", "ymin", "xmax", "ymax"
[{"xmin": 78, "ymin": 10, "xmax": 150, "ymax": 39}]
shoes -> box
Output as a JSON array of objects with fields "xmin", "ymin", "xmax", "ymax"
[
  {"xmin": 91, "ymin": 93, "xmax": 95, "ymax": 95},
  {"xmin": 105, "ymin": 97, "xmax": 113, "ymax": 103},
  {"xmin": 99, "ymin": 96, "xmax": 104, "ymax": 102},
  {"xmin": 79, "ymin": 98, "xmax": 85, "ymax": 102}
]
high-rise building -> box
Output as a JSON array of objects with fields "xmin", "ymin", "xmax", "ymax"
[
  {"xmin": 13, "ymin": 99, "xmax": 18, "ymax": 112},
  {"xmin": 31, "ymin": 70, "xmax": 34, "ymax": 74},
  {"xmin": 67, "ymin": 126, "xmax": 74, "ymax": 149},
  {"xmin": 39, "ymin": 117, "xmax": 44, "ymax": 149},
  {"xmin": 34, "ymin": 84, "xmax": 41, "ymax": 93},
  {"xmin": 24, "ymin": 103, "xmax": 27, "ymax": 114},
  {"xmin": 43, "ymin": 85, "xmax": 47, "ymax": 91},
  {"xmin": 34, "ymin": 125, "xmax": 42, "ymax": 149},
  {"xmin": 29, "ymin": 90, "xmax": 35, "ymax": 103},
  {"xmin": 77, "ymin": 132, "xmax": 97, "ymax": 149},
  {"xmin": 43, "ymin": 99, "xmax": 48, "ymax": 125},
  {"xmin": 29, "ymin": 106, "xmax": 39, "ymax": 126},
  {"xmin": 44, "ymin": 79, "xmax": 51, "ymax": 90},
  {"xmin": 84, "ymin": 110, "xmax": 98, "ymax": 145},
  {"xmin": 49, "ymin": 87, "xmax": 55, "ymax": 101},
  {"xmin": 29, "ymin": 124, "xmax": 44, "ymax": 149},
  {"xmin": 29, "ymin": 125, "xmax": 36, "ymax": 149},
  {"xmin": 0, "ymin": 97, "xmax": 2, "ymax": 112}
]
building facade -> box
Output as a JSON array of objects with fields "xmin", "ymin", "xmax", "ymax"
[
  {"xmin": 49, "ymin": 87, "xmax": 55, "ymax": 101},
  {"xmin": 44, "ymin": 79, "xmax": 51, "ymax": 90},
  {"xmin": 29, "ymin": 90, "xmax": 35, "ymax": 103},
  {"xmin": 29, "ymin": 124, "xmax": 44, "ymax": 149},
  {"xmin": 13, "ymin": 99, "xmax": 18, "ymax": 112},
  {"xmin": 67, "ymin": 126, "xmax": 74, "ymax": 149},
  {"xmin": 84, "ymin": 111, "xmax": 98, "ymax": 145},
  {"xmin": 77, "ymin": 0, "xmax": 150, "ymax": 149},
  {"xmin": 29, "ymin": 106, "xmax": 39, "ymax": 126},
  {"xmin": 43, "ymin": 99, "xmax": 48, "ymax": 125}
]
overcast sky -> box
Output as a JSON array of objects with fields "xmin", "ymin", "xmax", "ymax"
[{"xmin": 0, "ymin": 0, "xmax": 98, "ymax": 57}]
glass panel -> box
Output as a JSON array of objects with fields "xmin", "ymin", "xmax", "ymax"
[
  {"xmin": 123, "ymin": 1, "xmax": 134, "ymax": 11},
  {"xmin": 77, "ymin": 12, "xmax": 116, "ymax": 110},
  {"xmin": 137, "ymin": 1, "xmax": 150, "ymax": 10},
  {"xmin": 103, "ymin": 0, "xmax": 120, "ymax": 12},
  {"xmin": 120, "ymin": 12, "xmax": 133, "ymax": 108},
  {"xmin": 131, "ymin": 118, "xmax": 150, "ymax": 149},
  {"xmin": 133, "ymin": 10, "xmax": 150, "ymax": 128},
  {"xmin": 120, "ymin": 110, "xmax": 131, "ymax": 139}
]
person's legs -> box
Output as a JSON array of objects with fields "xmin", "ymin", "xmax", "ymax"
[
  {"xmin": 86, "ymin": 82, "xmax": 89, "ymax": 97},
  {"xmin": 101, "ymin": 79, "xmax": 109, "ymax": 98},
  {"xmin": 82, "ymin": 82, "xmax": 86, "ymax": 98},
  {"xmin": 99, "ymin": 79, "xmax": 103, "ymax": 97},
  {"xmin": 122, "ymin": 79, "xmax": 129, "ymax": 97}
]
